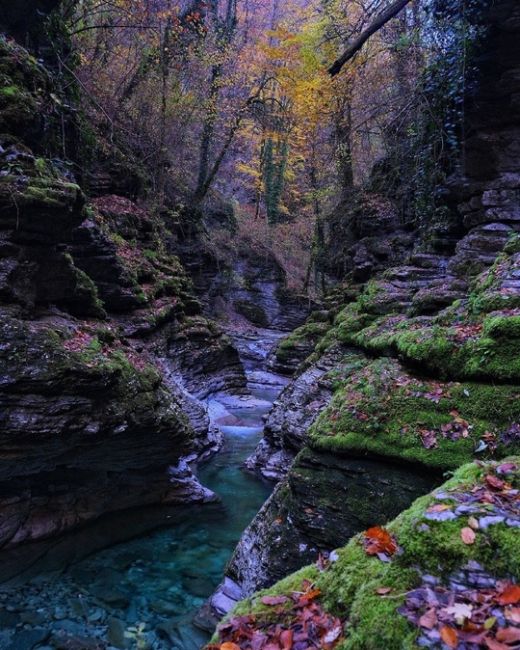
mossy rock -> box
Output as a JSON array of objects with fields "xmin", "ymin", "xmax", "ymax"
[
  {"xmin": 213, "ymin": 458, "xmax": 520, "ymax": 650},
  {"xmin": 316, "ymin": 244, "xmax": 520, "ymax": 383},
  {"xmin": 234, "ymin": 299, "xmax": 269, "ymax": 328},
  {"xmin": 308, "ymin": 356, "xmax": 520, "ymax": 471},
  {"xmin": 275, "ymin": 320, "xmax": 330, "ymax": 365}
]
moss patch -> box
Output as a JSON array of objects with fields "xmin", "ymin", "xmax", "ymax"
[
  {"xmin": 213, "ymin": 459, "xmax": 520, "ymax": 650},
  {"xmin": 308, "ymin": 357, "xmax": 520, "ymax": 471}
]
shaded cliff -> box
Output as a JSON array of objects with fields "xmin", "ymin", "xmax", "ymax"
[{"xmin": 0, "ymin": 31, "xmax": 245, "ymax": 553}]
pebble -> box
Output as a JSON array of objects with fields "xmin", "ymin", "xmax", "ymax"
[
  {"xmin": 107, "ymin": 617, "xmax": 128, "ymax": 649},
  {"xmin": 7, "ymin": 628, "xmax": 49, "ymax": 650}
]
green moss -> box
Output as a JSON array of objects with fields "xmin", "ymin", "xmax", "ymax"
[
  {"xmin": 143, "ymin": 249, "xmax": 158, "ymax": 261},
  {"xmin": 483, "ymin": 314, "xmax": 520, "ymax": 339},
  {"xmin": 276, "ymin": 320, "xmax": 330, "ymax": 364},
  {"xmin": 504, "ymin": 233, "xmax": 520, "ymax": 255},
  {"xmin": 0, "ymin": 85, "xmax": 21, "ymax": 98},
  {"xmin": 218, "ymin": 460, "xmax": 520, "ymax": 650},
  {"xmin": 308, "ymin": 357, "xmax": 520, "ymax": 470}
]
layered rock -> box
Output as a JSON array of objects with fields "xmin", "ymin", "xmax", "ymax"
[
  {"xmin": 0, "ymin": 35, "xmax": 245, "ymax": 553},
  {"xmin": 219, "ymin": 0, "xmax": 520, "ymax": 612},
  {"xmin": 209, "ymin": 458, "xmax": 520, "ymax": 650}
]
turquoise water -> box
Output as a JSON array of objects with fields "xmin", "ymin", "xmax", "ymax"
[
  {"xmin": 57, "ymin": 386, "xmax": 279, "ymax": 649},
  {"xmin": 0, "ymin": 334, "xmax": 287, "ymax": 649}
]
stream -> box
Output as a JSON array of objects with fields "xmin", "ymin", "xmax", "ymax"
[{"xmin": 0, "ymin": 329, "xmax": 288, "ymax": 650}]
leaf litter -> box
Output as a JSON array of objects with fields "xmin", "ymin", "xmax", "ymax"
[{"xmin": 209, "ymin": 580, "xmax": 344, "ymax": 650}]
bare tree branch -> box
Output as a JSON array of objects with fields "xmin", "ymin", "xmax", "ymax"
[{"xmin": 328, "ymin": 0, "xmax": 412, "ymax": 77}]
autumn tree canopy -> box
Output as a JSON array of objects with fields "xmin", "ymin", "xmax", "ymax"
[{"xmin": 47, "ymin": 0, "xmax": 485, "ymax": 292}]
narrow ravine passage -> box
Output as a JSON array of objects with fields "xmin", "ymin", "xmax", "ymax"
[{"xmin": 0, "ymin": 328, "xmax": 287, "ymax": 650}]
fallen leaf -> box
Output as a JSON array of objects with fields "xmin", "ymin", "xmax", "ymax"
[
  {"xmin": 497, "ymin": 462, "xmax": 517, "ymax": 475},
  {"xmin": 505, "ymin": 607, "xmax": 520, "ymax": 624},
  {"xmin": 280, "ymin": 629, "xmax": 294, "ymax": 649},
  {"xmin": 376, "ymin": 587, "xmax": 393, "ymax": 596},
  {"xmin": 364, "ymin": 526, "xmax": 397, "ymax": 557},
  {"xmin": 461, "ymin": 527, "xmax": 476, "ymax": 545},
  {"xmin": 220, "ymin": 644, "xmax": 241, "ymax": 650},
  {"xmin": 261, "ymin": 595, "xmax": 289, "ymax": 606},
  {"xmin": 419, "ymin": 608, "xmax": 437, "ymax": 629},
  {"xmin": 298, "ymin": 588, "xmax": 321, "ymax": 605},
  {"xmin": 485, "ymin": 639, "xmax": 511, "ymax": 650},
  {"xmin": 468, "ymin": 516, "xmax": 479, "ymax": 530},
  {"xmin": 484, "ymin": 616, "xmax": 497, "ymax": 629},
  {"xmin": 496, "ymin": 627, "xmax": 520, "ymax": 643},
  {"xmin": 445, "ymin": 603, "xmax": 474, "ymax": 626},
  {"xmin": 497, "ymin": 584, "xmax": 520, "ymax": 606},
  {"xmin": 323, "ymin": 625, "xmax": 342, "ymax": 644},
  {"xmin": 427, "ymin": 504, "xmax": 451, "ymax": 513},
  {"xmin": 485, "ymin": 475, "xmax": 506, "ymax": 491},
  {"xmin": 440, "ymin": 625, "xmax": 459, "ymax": 648}
]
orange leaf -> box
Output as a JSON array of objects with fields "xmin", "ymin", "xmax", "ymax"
[
  {"xmin": 440, "ymin": 626, "xmax": 459, "ymax": 648},
  {"xmin": 220, "ymin": 644, "xmax": 241, "ymax": 650},
  {"xmin": 461, "ymin": 527, "xmax": 476, "ymax": 545},
  {"xmin": 497, "ymin": 584, "xmax": 520, "ymax": 606},
  {"xmin": 364, "ymin": 526, "xmax": 397, "ymax": 556},
  {"xmin": 299, "ymin": 588, "xmax": 322, "ymax": 604}
]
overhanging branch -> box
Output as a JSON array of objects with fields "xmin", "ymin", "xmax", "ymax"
[{"xmin": 328, "ymin": 0, "xmax": 412, "ymax": 77}]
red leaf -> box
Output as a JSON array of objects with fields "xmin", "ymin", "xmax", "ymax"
[
  {"xmin": 496, "ymin": 627, "xmax": 520, "ymax": 643},
  {"xmin": 440, "ymin": 625, "xmax": 458, "ymax": 648},
  {"xmin": 497, "ymin": 584, "xmax": 520, "ymax": 606},
  {"xmin": 280, "ymin": 629, "xmax": 293, "ymax": 650},
  {"xmin": 485, "ymin": 475, "xmax": 506, "ymax": 491},
  {"xmin": 364, "ymin": 526, "xmax": 397, "ymax": 556}
]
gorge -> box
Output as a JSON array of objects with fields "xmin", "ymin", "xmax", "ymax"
[{"xmin": 0, "ymin": 0, "xmax": 519, "ymax": 649}]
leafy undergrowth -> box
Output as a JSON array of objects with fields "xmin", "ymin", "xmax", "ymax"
[
  {"xmin": 210, "ymin": 206, "xmax": 315, "ymax": 292},
  {"xmin": 208, "ymin": 459, "xmax": 520, "ymax": 650}
]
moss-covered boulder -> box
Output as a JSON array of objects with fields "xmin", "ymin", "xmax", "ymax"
[
  {"xmin": 211, "ymin": 458, "xmax": 520, "ymax": 650},
  {"xmin": 317, "ymin": 239, "xmax": 520, "ymax": 383},
  {"xmin": 309, "ymin": 355, "xmax": 520, "ymax": 471},
  {"xmin": 272, "ymin": 318, "xmax": 332, "ymax": 375}
]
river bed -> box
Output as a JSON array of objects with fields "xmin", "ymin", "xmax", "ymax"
[{"xmin": 0, "ymin": 330, "xmax": 287, "ymax": 650}]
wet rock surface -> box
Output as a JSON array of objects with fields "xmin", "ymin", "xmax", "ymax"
[
  {"xmin": 245, "ymin": 346, "xmax": 345, "ymax": 481},
  {"xmin": 0, "ymin": 320, "xmax": 284, "ymax": 650},
  {"xmin": 223, "ymin": 449, "xmax": 438, "ymax": 601}
]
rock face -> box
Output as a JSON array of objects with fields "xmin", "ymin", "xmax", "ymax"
[
  {"xmin": 208, "ymin": 249, "xmax": 311, "ymax": 332},
  {"xmin": 216, "ymin": 0, "xmax": 520, "ymax": 611},
  {"xmin": 226, "ymin": 449, "xmax": 437, "ymax": 602},
  {"xmin": 245, "ymin": 346, "xmax": 346, "ymax": 481},
  {"xmin": 0, "ymin": 36, "xmax": 246, "ymax": 552}
]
